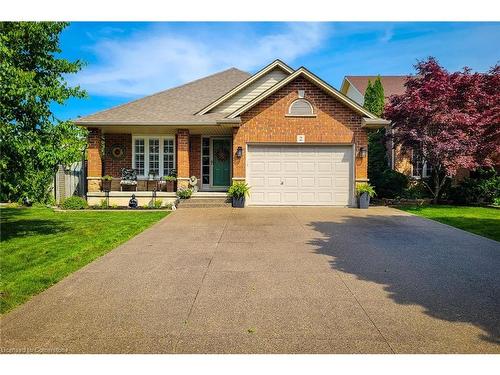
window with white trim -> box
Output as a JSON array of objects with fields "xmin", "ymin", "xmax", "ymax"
[
  {"xmin": 132, "ymin": 136, "xmax": 175, "ymax": 177},
  {"xmin": 163, "ymin": 139, "xmax": 175, "ymax": 176},
  {"xmin": 412, "ymin": 150, "xmax": 432, "ymax": 178},
  {"xmin": 288, "ymin": 99, "xmax": 314, "ymax": 116},
  {"xmin": 134, "ymin": 139, "xmax": 145, "ymax": 175}
]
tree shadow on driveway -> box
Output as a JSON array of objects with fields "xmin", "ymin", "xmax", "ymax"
[{"xmin": 306, "ymin": 213, "xmax": 500, "ymax": 345}]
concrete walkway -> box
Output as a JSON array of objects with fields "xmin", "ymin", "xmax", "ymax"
[{"xmin": 1, "ymin": 207, "xmax": 499, "ymax": 353}]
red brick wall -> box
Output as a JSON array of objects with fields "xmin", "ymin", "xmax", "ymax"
[
  {"xmin": 233, "ymin": 76, "xmax": 369, "ymax": 180},
  {"xmin": 103, "ymin": 133, "xmax": 132, "ymax": 177},
  {"xmin": 189, "ymin": 135, "xmax": 201, "ymax": 179}
]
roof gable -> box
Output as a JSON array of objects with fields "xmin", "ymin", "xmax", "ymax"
[
  {"xmin": 228, "ymin": 67, "xmax": 378, "ymax": 119},
  {"xmin": 343, "ymin": 76, "xmax": 408, "ymax": 100},
  {"xmin": 196, "ymin": 60, "xmax": 293, "ymax": 115}
]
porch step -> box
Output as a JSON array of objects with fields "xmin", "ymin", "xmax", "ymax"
[{"xmin": 178, "ymin": 196, "xmax": 232, "ymax": 208}]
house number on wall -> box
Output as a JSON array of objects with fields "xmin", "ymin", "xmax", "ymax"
[{"xmin": 296, "ymin": 135, "xmax": 305, "ymax": 143}]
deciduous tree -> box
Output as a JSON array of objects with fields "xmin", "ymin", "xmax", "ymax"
[
  {"xmin": 385, "ymin": 57, "xmax": 500, "ymax": 203},
  {"xmin": 0, "ymin": 22, "xmax": 87, "ymax": 202}
]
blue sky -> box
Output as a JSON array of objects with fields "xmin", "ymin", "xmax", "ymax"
[{"xmin": 54, "ymin": 22, "xmax": 500, "ymax": 120}]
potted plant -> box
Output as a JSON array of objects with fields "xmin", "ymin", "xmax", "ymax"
[
  {"xmin": 356, "ymin": 183, "xmax": 376, "ymax": 209},
  {"xmin": 163, "ymin": 175, "xmax": 177, "ymax": 192},
  {"xmin": 102, "ymin": 175, "xmax": 113, "ymax": 192},
  {"xmin": 227, "ymin": 182, "xmax": 250, "ymax": 208}
]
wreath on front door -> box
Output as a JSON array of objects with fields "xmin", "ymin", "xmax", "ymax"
[{"xmin": 215, "ymin": 147, "xmax": 229, "ymax": 162}]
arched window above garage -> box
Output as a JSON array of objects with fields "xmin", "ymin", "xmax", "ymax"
[{"xmin": 287, "ymin": 99, "xmax": 315, "ymax": 116}]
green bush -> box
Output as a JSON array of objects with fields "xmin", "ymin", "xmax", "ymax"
[
  {"xmin": 61, "ymin": 196, "xmax": 88, "ymax": 210},
  {"xmin": 163, "ymin": 175, "xmax": 176, "ymax": 182},
  {"xmin": 401, "ymin": 180, "xmax": 432, "ymax": 199},
  {"xmin": 227, "ymin": 182, "xmax": 251, "ymax": 199},
  {"xmin": 374, "ymin": 169, "xmax": 409, "ymax": 198},
  {"xmin": 177, "ymin": 188, "xmax": 192, "ymax": 199},
  {"xmin": 152, "ymin": 199, "xmax": 163, "ymax": 208},
  {"xmin": 356, "ymin": 183, "xmax": 376, "ymax": 197},
  {"xmin": 449, "ymin": 168, "xmax": 500, "ymax": 205}
]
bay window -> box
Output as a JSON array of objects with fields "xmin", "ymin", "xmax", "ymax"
[{"xmin": 132, "ymin": 136, "xmax": 175, "ymax": 177}]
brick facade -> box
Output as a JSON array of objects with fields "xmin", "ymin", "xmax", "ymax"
[
  {"xmin": 103, "ymin": 133, "xmax": 132, "ymax": 177},
  {"xmin": 189, "ymin": 135, "xmax": 201, "ymax": 183},
  {"xmin": 233, "ymin": 76, "xmax": 369, "ymax": 181}
]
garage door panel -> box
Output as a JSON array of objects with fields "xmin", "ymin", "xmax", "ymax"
[
  {"xmin": 267, "ymin": 177, "xmax": 282, "ymax": 187},
  {"xmin": 283, "ymin": 162, "xmax": 298, "ymax": 172},
  {"xmin": 318, "ymin": 162, "xmax": 333, "ymax": 172},
  {"xmin": 268, "ymin": 162, "xmax": 281, "ymax": 172},
  {"xmin": 300, "ymin": 162, "xmax": 315, "ymax": 172},
  {"xmin": 250, "ymin": 161, "xmax": 265, "ymax": 172},
  {"xmin": 284, "ymin": 177, "xmax": 298, "ymax": 187},
  {"xmin": 247, "ymin": 145, "xmax": 353, "ymax": 206},
  {"xmin": 300, "ymin": 177, "xmax": 315, "ymax": 187},
  {"xmin": 252, "ymin": 177, "xmax": 265, "ymax": 187},
  {"xmin": 283, "ymin": 192, "xmax": 299, "ymax": 203}
]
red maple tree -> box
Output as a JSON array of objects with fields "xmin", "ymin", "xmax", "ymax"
[{"xmin": 385, "ymin": 57, "xmax": 500, "ymax": 202}]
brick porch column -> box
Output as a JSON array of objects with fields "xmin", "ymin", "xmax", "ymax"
[
  {"xmin": 87, "ymin": 128, "xmax": 103, "ymax": 192},
  {"xmin": 176, "ymin": 129, "xmax": 190, "ymax": 189}
]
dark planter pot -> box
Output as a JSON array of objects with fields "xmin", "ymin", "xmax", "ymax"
[
  {"xmin": 102, "ymin": 180, "xmax": 112, "ymax": 192},
  {"xmin": 232, "ymin": 196, "xmax": 245, "ymax": 208},
  {"xmin": 166, "ymin": 181, "xmax": 176, "ymax": 192},
  {"xmin": 358, "ymin": 192, "xmax": 370, "ymax": 209}
]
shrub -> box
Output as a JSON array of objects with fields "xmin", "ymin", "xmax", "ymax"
[
  {"xmin": 61, "ymin": 196, "xmax": 88, "ymax": 210},
  {"xmin": 449, "ymin": 168, "xmax": 500, "ymax": 205},
  {"xmin": 493, "ymin": 197, "xmax": 500, "ymax": 207},
  {"xmin": 102, "ymin": 175, "xmax": 113, "ymax": 181},
  {"xmin": 99, "ymin": 199, "xmax": 108, "ymax": 209},
  {"xmin": 163, "ymin": 175, "xmax": 176, "ymax": 182},
  {"xmin": 177, "ymin": 188, "xmax": 192, "ymax": 199},
  {"xmin": 374, "ymin": 169, "xmax": 409, "ymax": 198},
  {"xmin": 401, "ymin": 180, "xmax": 433, "ymax": 199},
  {"xmin": 356, "ymin": 183, "xmax": 376, "ymax": 197},
  {"xmin": 227, "ymin": 182, "xmax": 251, "ymax": 199},
  {"xmin": 152, "ymin": 199, "xmax": 163, "ymax": 208}
]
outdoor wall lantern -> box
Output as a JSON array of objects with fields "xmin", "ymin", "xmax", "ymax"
[
  {"xmin": 236, "ymin": 146, "xmax": 243, "ymax": 158},
  {"xmin": 358, "ymin": 146, "xmax": 367, "ymax": 158}
]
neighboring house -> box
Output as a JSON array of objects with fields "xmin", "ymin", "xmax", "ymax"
[
  {"xmin": 340, "ymin": 75, "xmax": 430, "ymax": 178},
  {"xmin": 76, "ymin": 60, "xmax": 388, "ymax": 207}
]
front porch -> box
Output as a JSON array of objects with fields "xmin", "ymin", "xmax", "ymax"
[{"xmin": 86, "ymin": 126, "xmax": 236, "ymax": 200}]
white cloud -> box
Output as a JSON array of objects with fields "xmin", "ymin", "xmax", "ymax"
[{"xmin": 72, "ymin": 23, "xmax": 329, "ymax": 97}]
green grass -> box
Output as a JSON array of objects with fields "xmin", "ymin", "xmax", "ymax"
[
  {"xmin": 397, "ymin": 205, "xmax": 500, "ymax": 242},
  {"xmin": 0, "ymin": 207, "xmax": 169, "ymax": 313}
]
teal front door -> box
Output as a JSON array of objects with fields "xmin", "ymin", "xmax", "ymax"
[{"xmin": 212, "ymin": 139, "xmax": 231, "ymax": 186}]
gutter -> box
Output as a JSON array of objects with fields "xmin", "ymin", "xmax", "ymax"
[
  {"xmin": 361, "ymin": 118, "xmax": 391, "ymax": 129},
  {"xmin": 75, "ymin": 119, "xmax": 241, "ymax": 127}
]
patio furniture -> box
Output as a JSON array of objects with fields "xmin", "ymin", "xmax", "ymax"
[{"xmin": 120, "ymin": 168, "xmax": 138, "ymax": 191}]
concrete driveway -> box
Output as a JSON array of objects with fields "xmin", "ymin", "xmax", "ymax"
[{"xmin": 1, "ymin": 207, "xmax": 499, "ymax": 353}]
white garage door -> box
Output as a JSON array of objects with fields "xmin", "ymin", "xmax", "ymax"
[{"xmin": 247, "ymin": 145, "xmax": 353, "ymax": 206}]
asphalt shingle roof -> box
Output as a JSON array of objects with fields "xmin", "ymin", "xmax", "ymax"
[
  {"xmin": 75, "ymin": 68, "xmax": 251, "ymax": 125},
  {"xmin": 346, "ymin": 76, "xmax": 408, "ymax": 100}
]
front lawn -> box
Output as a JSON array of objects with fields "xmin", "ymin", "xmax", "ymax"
[
  {"xmin": 397, "ymin": 205, "xmax": 500, "ymax": 242},
  {"xmin": 0, "ymin": 207, "xmax": 169, "ymax": 313}
]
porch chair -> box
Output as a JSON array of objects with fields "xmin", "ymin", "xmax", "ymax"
[{"xmin": 120, "ymin": 168, "xmax": 138, "ymax": 191}]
